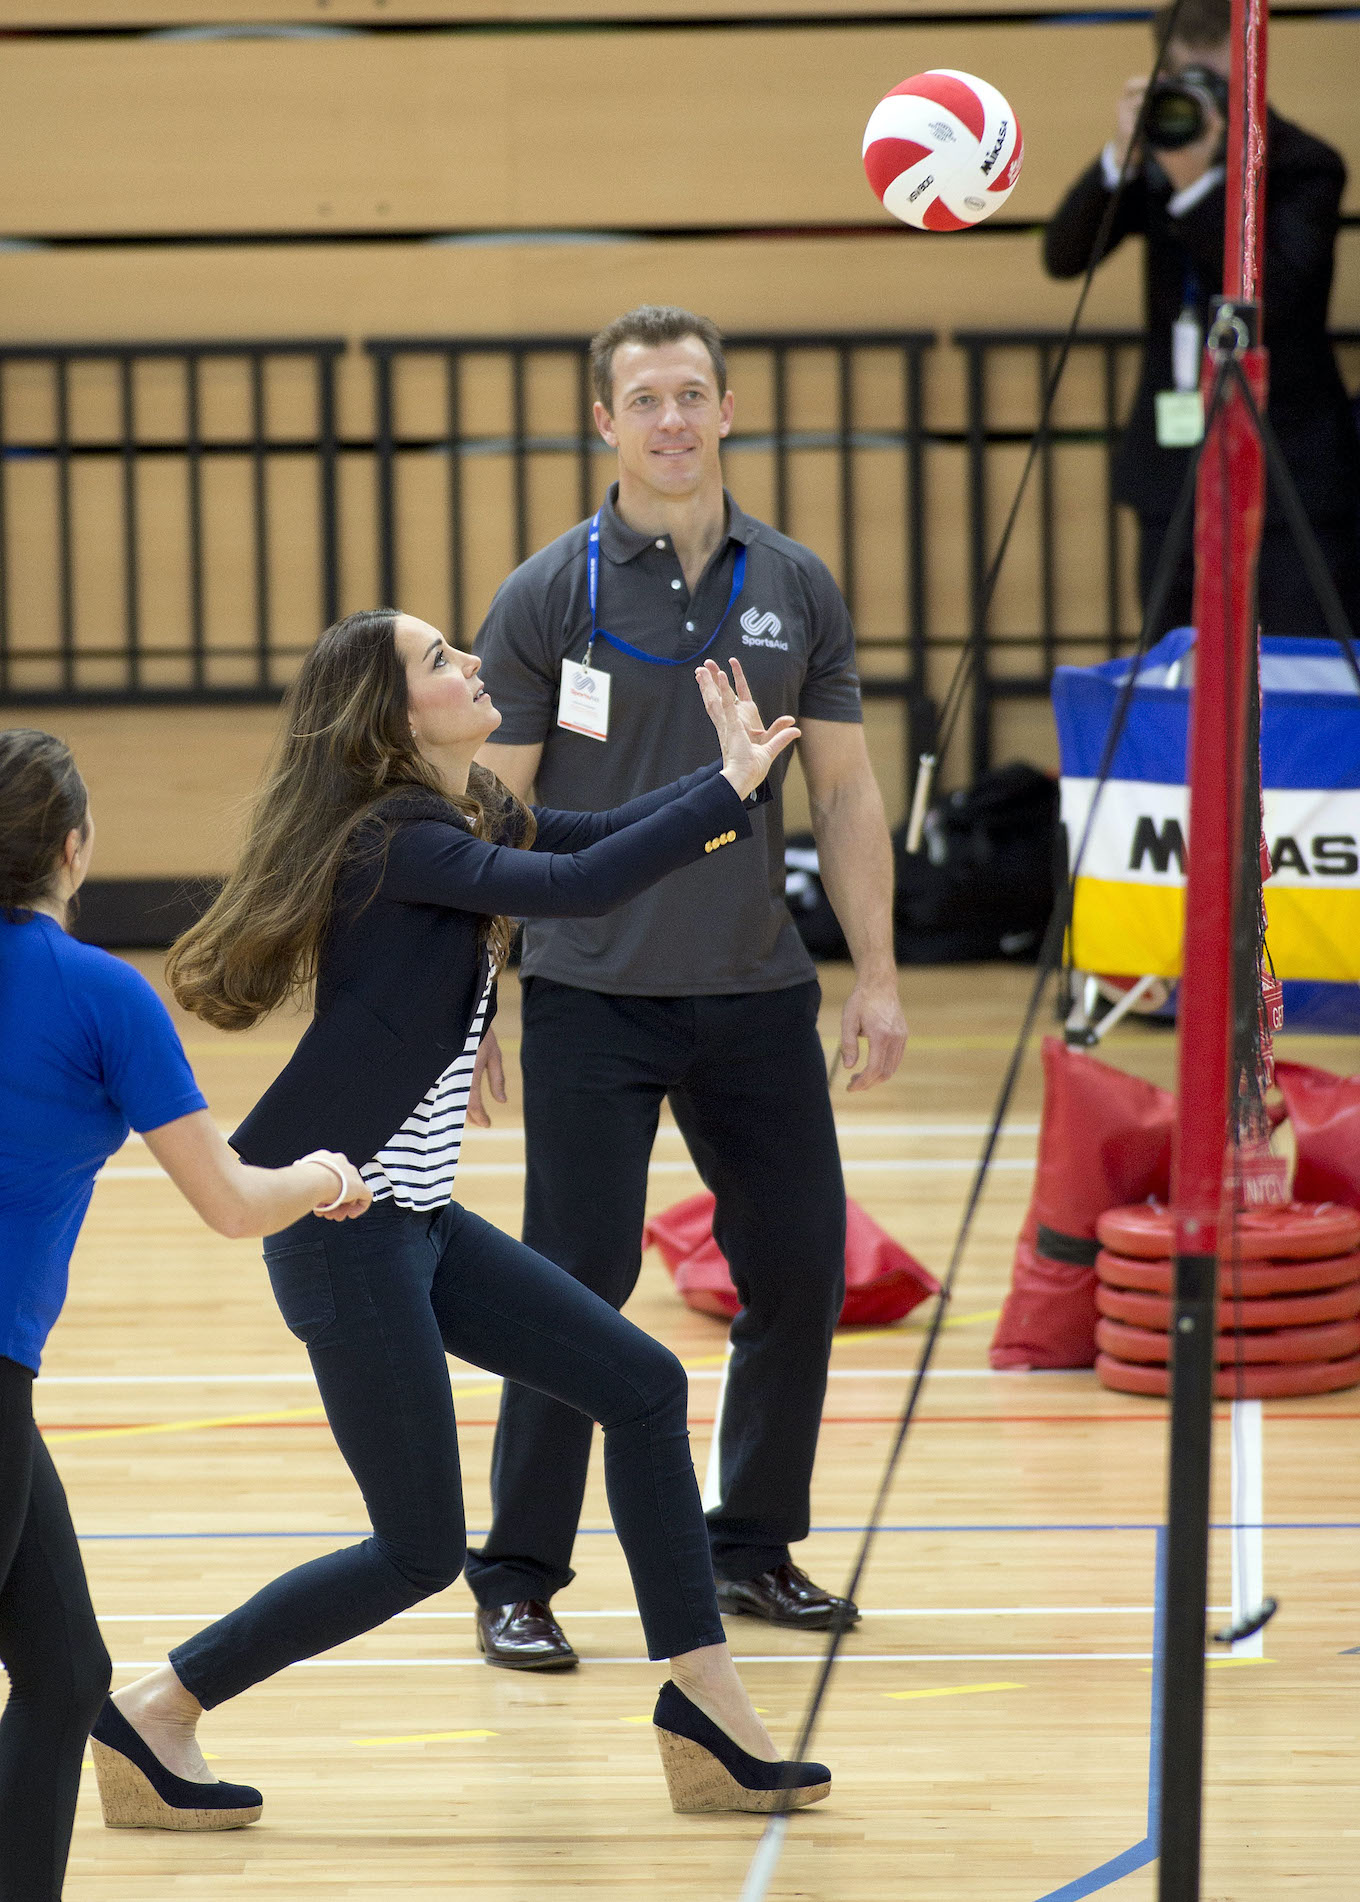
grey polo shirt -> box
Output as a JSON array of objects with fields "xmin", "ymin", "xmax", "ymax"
[{"xmin": 474, "ymin": 484, "xmax": 862, "ymax": 996}]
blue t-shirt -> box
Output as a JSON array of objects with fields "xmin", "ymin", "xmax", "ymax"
[{"xmin": 0, "ymin": 913, "xmax": 207, "ymax": 1373}]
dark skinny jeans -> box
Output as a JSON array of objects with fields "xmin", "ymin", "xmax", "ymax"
[
  {"xmin": 170, "ymin": 1198, "xmax": 724, "ymax": 1708},
  {"xmin": 0, "ymin": 1355, "xmax": 113, "ymax": 1902}
]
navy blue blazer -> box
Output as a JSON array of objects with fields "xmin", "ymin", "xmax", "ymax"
[{"xmin": 231, "ymin": 761, "xmax": 762, "ymax": 1169}]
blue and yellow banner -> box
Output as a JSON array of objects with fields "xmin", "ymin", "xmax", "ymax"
[{"xmin": 1055, "ymin": 630, "xmax": 1360, "ymax": 991}]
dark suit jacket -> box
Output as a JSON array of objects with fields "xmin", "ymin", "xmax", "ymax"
[
  {"xmin": 1045, "ymin": 112, "xmax": 1360, "ymax": 522},
  {"xmin": 231, "ymin": 762, "xmax": 762, "ymax": 1169}
]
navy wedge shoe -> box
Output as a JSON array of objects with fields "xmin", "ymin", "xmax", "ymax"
[
  {"xmin": 652, "ymin": 1680, "xmax": 831, "ymax": 1813},
  {"xmin": 89, "ymin": 1699, "xmax": 263, "ymax": 1831}
]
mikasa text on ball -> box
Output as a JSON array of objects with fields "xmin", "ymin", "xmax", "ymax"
[{"xmin": 862, "ymin": 69, "xmax": 1023, "ymax": 232}]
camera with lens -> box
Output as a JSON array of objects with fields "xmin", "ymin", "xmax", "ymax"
[{"xmin": 1144, "ymin": 65, "xmax": 1229, "ymax": 152}]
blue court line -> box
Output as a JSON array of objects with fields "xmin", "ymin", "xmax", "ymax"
[
  {"xmin": 1031, "ymin": 1527, "xmax": 1165, "ymax": 1902},
  {"xmin": 76, "ymin": 1520, "xmax": 1360, "ymax": 1543}
]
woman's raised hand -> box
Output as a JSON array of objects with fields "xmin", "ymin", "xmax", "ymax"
[{"xmin": 695, "ymin": 658, "xmax": 800, "ymax": 801}]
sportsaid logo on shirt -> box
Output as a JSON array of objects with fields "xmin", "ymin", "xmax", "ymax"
[{"xmin": 739, "ymin": 607, "xmax": 788, "ymax": 651}]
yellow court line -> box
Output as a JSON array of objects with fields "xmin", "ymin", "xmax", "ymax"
[
  {"xmin": 352, "ymin": 1729, "xmax": 498, "ymax": 1747},
  {"xmin": 44, "ymin": 1403, "xmax": 327, "ymax": 1445},
  {"xmin": 834, "ymin": 1306, "xmax": 995, "ymax": 1345},
  {"xmin": 46, "ymin": 1385, "xmax": 506, "ymax": 1447},
  {"xmin": 886, "ymin": 1681, "xmax": 1024, "ymax": 1701},
  {"xmin": 940, "ymin": 1307, "xmax": 1001, "ymax": 1332},
  {"xmin": 1142, "ymin": 1658, "xmax": 1272, "ymax": 1673}
]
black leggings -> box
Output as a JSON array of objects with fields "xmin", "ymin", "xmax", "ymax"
[
  {"xmin": 169, "ymin": 1198, "xmax": 726, "ymax": 1709},
  {"xmin": 0, "ymin": 1356, "xmax": 112, "ymax": 1902}
]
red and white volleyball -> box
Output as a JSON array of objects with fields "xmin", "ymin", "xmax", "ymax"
[{"xmin": 862, "ymin": 69, "xmax": 1024, "ymax": 232}]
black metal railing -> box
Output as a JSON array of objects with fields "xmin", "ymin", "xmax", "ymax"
[
  {"xmin": 0, "ymin": 339, "xmax": 344, "ymax": 701},
  {"xmin": 366, "ymin": 332, "xmax": 938, "ymax": 784},
  {"xmin": 3, "ymin": 328, "xmax": 1357, "ymax": 784},
  {"xmin": 957, "ymin": 328, "xmax": 1144, "ymax": 778}
]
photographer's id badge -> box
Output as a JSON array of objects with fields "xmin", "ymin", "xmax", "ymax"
[
  {"xmin": 1157, "ymin": 306, "xmax": 1205, "ymax": 446},
  {"xmin": 1156, "ymin": 389, "xmax": 1205, "ymax": 447},
  {"xmin": 557, "ymin": 658, "xmax": 611, "ymax": 741}
]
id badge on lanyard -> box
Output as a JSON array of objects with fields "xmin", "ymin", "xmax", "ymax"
[
  {"xmin": 1155, "ymin": 266, "xmax": 1206, "ymax": 448},
  {"xmin": 557, "ymin": 657, "xmax": 611, "ymax": 741},
  {"xmin": 555, "ymin": 512, "xmax": 745, "ymax": 743}
]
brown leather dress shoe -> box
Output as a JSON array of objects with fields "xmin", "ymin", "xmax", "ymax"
[
  {"xmin": 475, "ymin": 1600, "xmax": 579, "ymax": 1670},
  {"xmin": 714, "ymin": 1562, "xmax": 861, "ymax": 1632}
]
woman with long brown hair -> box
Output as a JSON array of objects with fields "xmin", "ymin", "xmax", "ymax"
[
  {"xmin": 0, "ymin": 727, "xmax": 370, "ymax": 1901},
  {"xmin": 91, "ymin": 607, "xmax": 833, "ymax": 1830}
]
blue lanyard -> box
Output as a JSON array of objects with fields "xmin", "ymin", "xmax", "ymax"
[{"xmin": 584, "ymin": 511, "xmax": 746, "ymax": 669}]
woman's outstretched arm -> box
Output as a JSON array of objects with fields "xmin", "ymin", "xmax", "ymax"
[{"xmin": 385, "ymin": 662, "xmax": 798, "ymax": 920}]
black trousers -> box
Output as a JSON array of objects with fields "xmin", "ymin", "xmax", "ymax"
[
  {"xmin": 170, "ymin": 1197, "xmax": 724, "ymax": 1705},
  {"xmin": 1139, "ymin": 509, "xmax": 1360, "ymax": 641},
  {"xmin": 0, "ymin": 1356, "xmax": 112, "ymax": 1902},
  {"xmin": 464, "ymin": 977, "xmax": 846, "ymax": 1605}
]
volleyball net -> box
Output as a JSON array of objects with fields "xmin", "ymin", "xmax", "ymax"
[{"xmin": 739, "ymin": 0, "xmax": 1360, "ymax": 1892}]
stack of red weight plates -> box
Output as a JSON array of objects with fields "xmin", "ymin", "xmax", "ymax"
[{"xmin": 1093, "ymin": 1201, "xmax": 1360, "ymax": 1398}]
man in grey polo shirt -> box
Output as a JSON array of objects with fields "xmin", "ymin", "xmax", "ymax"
[{"xmin": 465, "ymin": 305, "xmax": 907, "ymax": 1670}]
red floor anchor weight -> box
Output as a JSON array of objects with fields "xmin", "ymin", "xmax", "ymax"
[
  {"xmin": 1096, "ymin": 1201, "xmax": 1360, "ymax": 1262},
  {"xmin": 1095, "ymin": 1204, "xmax": 1360, "ymax": 1401},
  {"xmin": 1095, "ymin": 1278, "xmax": 1360, "ymax": 1331}
]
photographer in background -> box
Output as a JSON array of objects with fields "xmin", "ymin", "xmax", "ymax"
[{"xmin": 1045, "ymin": 0, "xmax": 1360, "ymax": 637}]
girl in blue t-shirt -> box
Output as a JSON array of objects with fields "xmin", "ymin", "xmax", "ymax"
[{"xmin": 0, "ymin": 728, "xmax": 371, "ymax": 1902}]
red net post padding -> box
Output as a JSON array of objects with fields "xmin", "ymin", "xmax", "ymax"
[
  {"xmin": 1096, "ymin": 1279, "xmax": 1360, "ymax": 1331},
  {"xmin": 1274, "ymin": 1061, "xmax": 1360, "ymax": 1209},
  {"xmin": 989, "ymin": 1038, "xmax": 1175, "ymax": 1369},
  {"xmin": 1096, "ymin": 1246, "xmax": 1360, "ymax": 1298},
  {"xmin": 642, "ymin": 1191, "xmax": 940, "ymax": 1328},
  {"xmin": 1096, "ymin": 1353, "xmax": 1360, "ymax": 1400},
  {"xmin": 1097, "ymin": 1201, "xmax": 1360, "ymax": 1262}
]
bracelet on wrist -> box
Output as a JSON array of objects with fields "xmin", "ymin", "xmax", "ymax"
[{"xmin": 298, "ymin": 1150, "xmax": 349, "ymax": 1214}]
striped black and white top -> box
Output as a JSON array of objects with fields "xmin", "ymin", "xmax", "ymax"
[{"xmin": 360, "ymin": 975, "xmax": 493, "ymax": 1212}]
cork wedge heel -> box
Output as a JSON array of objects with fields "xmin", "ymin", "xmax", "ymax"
[
  {"xmin": 89, "ymin": 1700, "xmax": 262, "ymax": 1832},
  {"xmin": 651, "ymin": 1681, "xmax": 831, "ymax": 1815}
]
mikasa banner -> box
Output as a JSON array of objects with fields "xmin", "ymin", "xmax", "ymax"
[{"xmin": 1053, "ymin": 630, "xmax": 1360, "ymax": 985}]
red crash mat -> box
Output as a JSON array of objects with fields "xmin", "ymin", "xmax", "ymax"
[
  {"xmin": 642, "ymin": 1191, "xmax": 939, "ymax": 1328},
  {"xmin": 1274, "ymin": 1061, "xmax": 1360, "ymax": 1209},
  {"xmin": 990, "ymin": 1038, "xmax": 1175, "ymax": 1370}
]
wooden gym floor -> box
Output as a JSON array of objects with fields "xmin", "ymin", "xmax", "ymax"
[{"xmin": 24, "ymin": 962, "xmax": 1360, "ymax": 1901}]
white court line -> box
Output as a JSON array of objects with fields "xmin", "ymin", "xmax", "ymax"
[
  {"xmin": 36, "ymin": 1368, "xmax": 1077, "ymax": 1386},
  {"xmin": 109, "ymin": 1652, "xmax": 1156, "ymax": 1670},
  {"xmin": 95, "ymin": 1605, "xmax": 1211, "ymax": 1623},
  {"xmin": 98, "ymin": 1158, "xmax": 1037, "ymax": 1182},
  {"xmin": 117, "ymin": 1121, "xmax": 1040, "ymax": 1149},
  {"xmin": 1230, "ymin": 1398, "xmax": 1266, "ymax": 1659}
]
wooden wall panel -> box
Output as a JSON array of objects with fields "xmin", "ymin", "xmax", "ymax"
[
  {"xmin": 5, "ymin": 704, "xmax": 281, "ymax": 876},
  {"xmin": 0, "ymin": 230, "xmax": 1155, "ymax": 437},
  {"xmin": 4, "ymin": 226, "xmax": 1356, "ymax": 435},
  {"xmin": 10, "ymin": 0, "xmax": 1359, "ymax": 24},
  {"xmin": 3, "ymin": 21, "xmax": 1356, "ymax": 236},
  {"xmin": 2, "ymin": 693, "xmax": 918, "ymax": 880}
]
